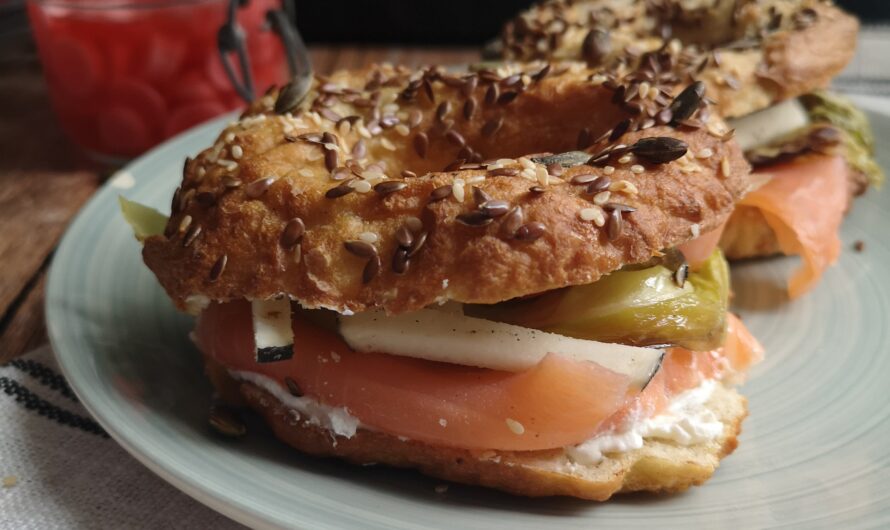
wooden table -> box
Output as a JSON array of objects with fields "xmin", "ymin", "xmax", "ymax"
[{"xmin": 0, "ymin": 35, "xmax": 478, "ymax": 363}]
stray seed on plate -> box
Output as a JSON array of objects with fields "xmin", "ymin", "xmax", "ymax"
[
  {"xmin": 853, "ymin": 240, "xmax": 865, "ymax": 252},
  {"xmin": 209, "ymin": 403, "xmax": 246, "ymax": 437},
  {"xmin": 374, "ymin": 181, "xmax": 407, "ymax": 196},
  {"xmin": 456, "ymin": 211, "xmax": 493, "ymax": 226},
  {"xmin": 344, "ymin": 240, "xmax": 377, "ymax": 258},
  {"xmin": 246, "ymin": 177, "xmax": 276, "ymax": 198},
  {"xmin": 429, "ymin": 185, "xmax": 452, "ymax": 202},
  {"xmin": 280, "ymin": 217, "xmax": 306, "ymax": 249},
  {"xmin": 284, "ymin": 377, "xmax": 303, "ymax": 397},
  {"xmin": 209, "ymin": 254, "xmax": 227, "ymax": 281}
]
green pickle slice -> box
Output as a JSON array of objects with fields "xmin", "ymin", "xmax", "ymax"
[{"xmin": 468, "ymin": 250, "xmax": 729, "ymax": 351}]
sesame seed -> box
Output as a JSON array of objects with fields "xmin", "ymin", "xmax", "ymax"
[
  {"xmin": 225, "ymin": 132, "xmax": 236, "ymax": 143},
  {"xmin": 603, "ymin": 165, "xmax": 615, "ymax": 175},
  {"xmin": 579, "ymin": 206, "xmax": 606, "ymax": 226},
  {"xmin": 439, "ymin": 418, "xmax": 448, "ymax": 427},
  {"xmin": 630, "ymin": 164, "xmax": 645, "ymax": 174},
  {"xmin": 298, "ymin": 168, "xmax": 313, "ymax": 177},
  {"xmin": 593, "ymin": 191, "xmax": 611, "ymax": 205},
  {"xmin": 381, "ymin": 138, "xmax": 396, "ymax": 151},
  {"xmin": 721, "ymin": 156, "xmax": 731, "ymax": 177},
  {"xmin": 395, "ymin": 124, "xmax": 411, "ymax": 136},
  {"xmin": 610, "ymin": 180, "xmax": 639, "ymax": 195},
  {"xmin": 618, "ymin": 155, "xmax": 633, "ymax": 165},
  {"xmin": 698, "ymin": 148, "xmax": 714, "ymax": 159},
  {"xmin": 520, "ymin": 168, "xmax": 536, "ymax": 181},
  {"xmin": 231, "ymin": 145, "xmax": 243, "ymax": 159},
  {"xmin": 691, "ymin": 223, "xmax": 701, "ymax": 238},
  {"xmin": 452, "ymin": 179, "xmax": 466, "ymax": 202},
  {"xmin": 535, "ymin": 165, "xmax": 549, "ymax": 186},
  {"xmin": 466, "ymin": 175, "xmax": 485, "ymax": 185},
  {"xmin": 352, "ymin": 180, "xmax": 373, "ymax": 193},
  {"xmin": 358, "ymin": 231, "xmax": 379, "ymax": 244},
  {"xmin": 505, "ymin": 418, "xmax": 525, "ymax": 435},
  {"xmin": 519, "ymin": 157, "xmax": 535, "ymax": 170}
]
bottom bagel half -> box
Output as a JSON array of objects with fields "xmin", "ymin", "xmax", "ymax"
[{"xmin": 210, "ymin": 359, "xmax": 746, "ymax": 501}]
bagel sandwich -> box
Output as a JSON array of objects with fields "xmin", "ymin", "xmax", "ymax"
[
  {"xmin": 125, "ymin": 61, "xmax": 764, "ymax": 500},
  {"xmin": 491, "ymin": 0, "xmax": 882, "ymax": 298}
]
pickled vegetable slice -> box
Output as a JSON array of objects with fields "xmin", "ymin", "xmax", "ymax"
[{"xmin": 467, "ymin": 250, "xmax": 729, "ymax": 350}]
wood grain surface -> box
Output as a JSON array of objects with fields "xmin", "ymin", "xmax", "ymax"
[{"xmin": 0, "ymin": 36, "xmax": 477, "ymax": 363}]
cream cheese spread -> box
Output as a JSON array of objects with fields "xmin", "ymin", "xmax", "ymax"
[
  {"xmin": 231, "ymin": 370, "xmax": 361, "ymax": 438},
  {"xmin": 566, "ymin": 380, "xmax": 724, "ymax": 465}
]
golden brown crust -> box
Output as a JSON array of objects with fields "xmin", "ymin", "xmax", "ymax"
[
  {"xmin": 237, "ymin": 379, "xmax": 747, "ymax": 500},
  {"xmin": 143, "ymin": 63, "xmax": 750, "ymax": 314},
  {"xmin": 496, "ymin": 1, "xmax": 858, "ymax": 118}
]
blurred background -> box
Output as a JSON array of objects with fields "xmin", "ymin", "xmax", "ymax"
[
  {"xmin": 2, "ymin": 1, "xmax": 887, "ymax": 47},
  {"xmin": 0, "ymin": 0, "xmax": 887, "ymax": 165}
]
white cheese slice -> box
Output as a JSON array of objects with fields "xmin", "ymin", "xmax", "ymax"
[
  {"xmin": 251, "ymin": 298, "xmax": 294, "ymax": 363},
  {"xmin": 339, "ymin": 309, "xmax": 664, "ymax": 388},
  {"xmin": 729, "ymin": 98, "xmax": 810, "ymax": 152}
]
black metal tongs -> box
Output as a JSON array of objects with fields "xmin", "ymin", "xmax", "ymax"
[{"xmin": 217, "ymin": 0, "xmax": 313, "ymax": 103}]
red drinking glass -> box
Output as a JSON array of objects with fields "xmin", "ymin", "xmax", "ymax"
[{"xmin": 27, "ymin": 0, "xmax": 291, "ymax": 163}]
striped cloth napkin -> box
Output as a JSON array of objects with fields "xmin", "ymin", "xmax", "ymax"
[{"xmin": 0, "ymin": 346, "xmax": 242, "ymax": 530}]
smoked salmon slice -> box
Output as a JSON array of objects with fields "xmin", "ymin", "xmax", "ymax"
[
  {"xmin": 197, "ymin": 302, "xmax": 761, "ymax": 452},
  {"xmin": 738, "ymin": 155, "xmax": 848, "ymax": 298}
]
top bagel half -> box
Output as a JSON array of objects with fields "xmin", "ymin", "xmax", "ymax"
[
  {"xmin": 493, "ymin": 0, "xmax": 858, "ymax": 118},
  {"xmin": 142, "ymin": 62, "xmax": 751, "ymax": 315}
]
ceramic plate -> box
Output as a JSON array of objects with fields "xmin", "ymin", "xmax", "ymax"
[{"xmin": 47, "ymin": 96, "xmax": 890, "ymax": 529}]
